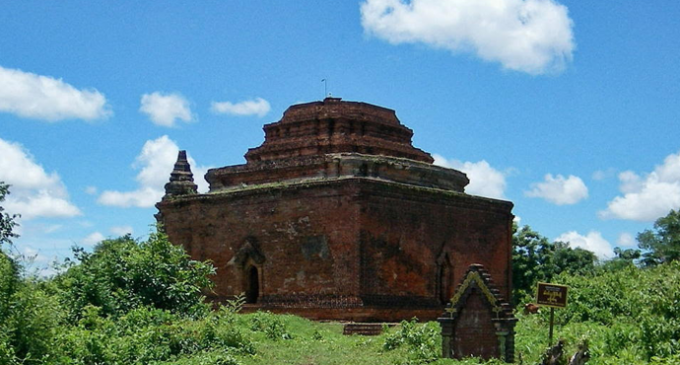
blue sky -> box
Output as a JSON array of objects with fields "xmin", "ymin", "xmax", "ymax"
[{"xmin": 1, "ymin": 0, "xmax": 679, "ymax": 271}]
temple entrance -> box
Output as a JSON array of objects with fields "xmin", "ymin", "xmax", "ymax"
[{"xmin": 245, "ymin": 266, "xmax": 260, "ymax": 304}]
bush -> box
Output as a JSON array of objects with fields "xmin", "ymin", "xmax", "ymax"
[
  {"xmin": 48, "ymin": 305, "xmax": 254, "ymax": 364},
  {"xmin": 382, "ymin": 318, "xmax": 438, "ymax": 365},
  {"xmin": 52, "ymin": 230, "xmax": 215, "ymax": 322},
  {"xmin": 517, "ymin": 261, "xmax": 680, "ymax": 362},
  {"xmin": 250, "ymin": 311, "xmax": 293, "ymax": 341},
  {"xmin": 0, "ymin": 252, "xmax": 61, "ymax": 363}
]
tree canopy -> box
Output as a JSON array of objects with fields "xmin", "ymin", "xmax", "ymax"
[
  {"xmin": 0, "ymin": 182, "xmax": 19, "ymax": 247},
  {"xmin": 512, "ymin": 224, "xmax": 597, "ymax": 302},
  {"xmin": 637, "ymin": 209, "xmax": 680, "ymax": 267},
  {"xmin": 53, "ymin": 231, "xmax": 216, "ymax": 321}
]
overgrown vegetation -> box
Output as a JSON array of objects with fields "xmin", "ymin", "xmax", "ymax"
[
  {"xmin": 512, "ymin": 224, "xmax": 598, "ymax": 303},
  {"xmin": 0, "ymin": 182, "xmax": 19, "ymax": 246},
  {"xmin": 1, "ymin": 181, "xmax": 680, "ymax": 364},
  {"xmin": 382, "ymin": 318, "xmax": 439, "ymax": 365},
  {"xmin": 51, "ymin": 232, "xmax": 216, "ymax": 321},
  {"xmin": 637, "ymin": 209, "xmax": 680, "ymax": 267},
  {"xmin": 3, "ymin": 236, "xmax": 680, "ymax": 364},
  {"xmin": 514, "ymin": 261, "xmax": 680, "ymax": 364}
]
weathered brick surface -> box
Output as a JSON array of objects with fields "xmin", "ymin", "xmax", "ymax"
[
  {"xmin": 438, "ymin": 264, "xmax": 517, "ymax": 362},
  {"xmin": 156, "ymin": 98, "xmax": 514, "ymax": 322},
  {"xmin": 244, "ymin": 97, "xmax": 433, "ymax": 163},
  {"xmin": 453, "ymin": 291, "xmax": 499, "ymax": 359}
]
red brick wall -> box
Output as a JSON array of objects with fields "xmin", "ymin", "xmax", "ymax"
[
  {"xmin": 159, "ymin": 182, "xmax": 363, "ymax": 300},
  {"xmin": 358, "ymin": 180, "xmax": 513, "ymax": 301},
  {"xmin": 158, "ymin": 177, "xmax": 512, "ymax": 322},
  {"xmin": 452, "ymin": 290, "xmax": 499, "ymax": 359}
]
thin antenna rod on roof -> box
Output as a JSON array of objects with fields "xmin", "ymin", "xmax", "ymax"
[{"xmin": 321, "ymin": 78, "xmax": 328, "ymax": 99}]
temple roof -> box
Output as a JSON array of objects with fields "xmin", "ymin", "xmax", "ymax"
[
  {"xmin": 196, "ymin": 98, "xmax": 470, "ymax": 194},
  {"xmin": 244, "ymin": 97, "xmax": 434, "ymax": 163}
]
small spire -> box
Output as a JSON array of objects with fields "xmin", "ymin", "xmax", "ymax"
[{"xmin": 164, "ymin": 150, "xmax": 198, "ymax": 197}]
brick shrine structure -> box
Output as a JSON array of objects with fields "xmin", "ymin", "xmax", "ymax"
[
  {"xmin": 438, "ymin": 264, "xmax": 517, "ymax": 362},
  {"xmin": 155, "ymin": 97, "xmax": 514, "ymax": 322}
]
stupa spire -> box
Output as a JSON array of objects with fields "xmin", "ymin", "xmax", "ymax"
[{"xmin": 164, "ymin": 150, "xmax": 198, "ymax": 197}]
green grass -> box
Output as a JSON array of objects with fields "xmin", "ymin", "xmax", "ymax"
[
  {"xmin": 234, "ymin": 314, "xmax": 408, "ymax": 365},
  {"xmin": 214, "ymin": 313, "xmax": 505, "ymax": 365}
]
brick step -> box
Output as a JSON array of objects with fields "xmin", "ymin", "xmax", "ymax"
[{"xmin": 343, "ymin": 323, "xmax": 393, "ymax": 336}]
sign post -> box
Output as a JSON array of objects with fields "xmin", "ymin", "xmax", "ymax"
[{"xmin": 536, "ymin": 282, "xmax": 568, "ymax": 346}]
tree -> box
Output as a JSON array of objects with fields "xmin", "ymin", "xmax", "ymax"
[
  {"xmin": 0, "ymin": 182, "xmax": 19, "ymax": 319},
  {"xmin": 637, "ymin": 209, "xmax": 680, "ymax": 267},
  {"xmin": 512, "ymin": 225, "xmax": 554, "ymax": 300},
  {"xmin": 512, "ymin": 224, "xmax": 597, "ymax": 302},
  {"xmin": 54, "ymin": 230, "xmax": 216, "ymax": 321},
  {"xmin": 0, "ymin": 182, "xmax": 19, "ymax": 246}
]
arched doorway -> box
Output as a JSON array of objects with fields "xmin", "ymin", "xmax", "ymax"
[{"xmin": 245, "ymin": 265, "xmax": 260, "ymax": 304}]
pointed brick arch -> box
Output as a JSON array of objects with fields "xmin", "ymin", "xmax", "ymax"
[
  {"xmin": 234, "ymin": 237, "xmax": 265, "ymax": 304},
  {"xmin": 234, "ymin": 236, "xmax": 265, "ymax": 268},
  {"xmin": 438, "ymin": 264, "xmax": 517, "ymax": 362},
  {"xmin": 436, "ymin": 250, "xmax": 454, "ymax": 305}
]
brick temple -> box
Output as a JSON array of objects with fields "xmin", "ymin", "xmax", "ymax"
[{"xmin": 156, "ymin": 97, "xmax": 514, "ymax": 322}]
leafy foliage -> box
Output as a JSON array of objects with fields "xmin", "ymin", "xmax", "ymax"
[
  {"xmin": 49, "ymin": 306, "xmax": 253, "ymax": 364},
  {"xmin": 52, "ymin": 230, "xmax": 216, "ymax": 321},
  {"xmin": 516, "ymin": 261, "xmax": 680, "ymax": 363},
  {"xmin": 249, "ymin": 311, "xmax": 293, "ymax": 341},
  {"xmin": 382, "ymin": 318, "xmax": 439, "ymax": 365},
  {"xmin": 0, "ymin": 182, "xmax": 19, "ymax": 246},
  {"xmin": 512, "ymin": 224, "xmax": 597, "ymax": 301},
  {"xmin": 0, "ymin": 229, "xmax": 250, "ymax": 365},
  {"xmin": 0, "ymin": 253, "xmax": 60, "ymax": 362},
  {"xmin": 638, "ymin": 209, "xmax": 680, "ymax": 267},
  {"xmin": 598, "ymin": 247, "xmax": 641, "ymax": 272}
]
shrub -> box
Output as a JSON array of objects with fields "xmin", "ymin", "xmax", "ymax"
[
  {"xmin": 0, "ymin": 253, "xmax": 61, "ymax": 363},
  {"xmin": 382, "ymin": 318, "xmax": 438, "ymax": 365},
  {"xmin": 53, "ymin": 230, "xmax": 215, "ymax": 322},
  {"xmin": 250, "ymin": 311, "xmax": 293, "ymax": 341}
]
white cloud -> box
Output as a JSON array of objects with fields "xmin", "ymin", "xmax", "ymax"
[
  {"xmin": 592, "ymin": 168, "xmax": 616, "ymax": 181},
  {"xmin": 98, "ymin": 187, "xmax": 162, "ymax": 209},
  {"xmin": 600, "ymin": 151, "xmax": 680, "ymax": 221},
  {"xmin": 0, "ymin": 138, "xmax": 81, "ymax": 219},
  {"xmin": 139, "ymin": 92, "xmax": 194, "ymax": 127},
  {"xmin": 617, "ymin": 170, "xmax": 644, "ymax": 194},
  {"xmin": 82, "ymin": 232, "xmax": 105, "ymax": 246},
  {"xmin": 525, "ymin": 174, "xmax": 588, "ymax": 205},
  {"xmin": 98, "ymin": 135, "xmax": 211, "ymax": 208},
  {"xmin": 42, "ymin": 224, "xmax": 63, "ymax": 234},
  {"xmin": 617, "ymin": 232, "xmax": 636, "ymax": 248},
  {"xmin": 433, "ymin": 154, "xmax": 507, "ymax": 199},
  {"xmin": 6, "ymin": 192, "xmax": 83, "ymax": 220},
  {"xmin": 360, "ymin": 0, "xmax": 574, "ymax": 74},
  {"xmin": 0, "ymin": 65, "xmax": 110, "ymax": 121},
  {"xmin": 110, "ymin": 225, "xmax": 133, "ymax": 236},
  {"xmin": 211, "ymin": 97, "xmax": 271, "ymax": 117},
  {"xmin": 555, "ymin": 231, "xmax": 614, "ymax": 260},
  {"xmin": 85, "ymin": 186, "xmax": 98, "ymax": 195}
]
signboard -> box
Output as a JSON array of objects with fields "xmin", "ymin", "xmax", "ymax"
[{"xmin": 536, "ymin": 282, "xmax": 568, "ymax": 308}]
